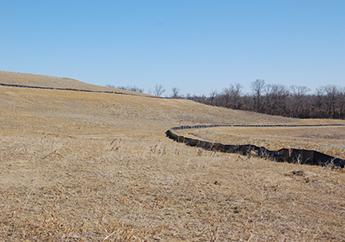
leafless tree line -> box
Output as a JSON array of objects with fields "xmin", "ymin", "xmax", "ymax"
[
  {"xmin": 108, "ymin": 80, "xmax": 345, "ymax": 119},
  {"xmin": 107, "ymin": 85, "xmax": 144, "ymax": 93},
  {"xmin": 190, "ymin": 80, "xmax": 345, "ymax": 119}
]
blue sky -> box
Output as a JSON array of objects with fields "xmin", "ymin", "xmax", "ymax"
[{"xmin": 1, "ymin": 0, "xmax": 344, "ymax": 95}]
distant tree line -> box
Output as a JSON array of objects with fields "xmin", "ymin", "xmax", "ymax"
[
  {"xmin": 107, "ymin": 80, "xmax": 345, "ymax": 119},
  {"xmin": 107, "ymin": 85, "xmax": 145, "ymax": 93},
  {"xmin": 188, "ymin": 80, "xmax": 345, "ymax": 119}
]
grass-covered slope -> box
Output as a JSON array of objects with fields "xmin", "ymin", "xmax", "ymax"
[{"xmin": 0, "ymin": 72, "xmax": 344, "ymax": 241}]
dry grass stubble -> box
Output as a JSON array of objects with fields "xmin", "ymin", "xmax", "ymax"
[{"xmin": 0, "ymin": 84, "xmax": 345, "ymax": 241}]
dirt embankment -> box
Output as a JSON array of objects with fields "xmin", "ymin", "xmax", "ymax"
[{"xmin": 166, "ymin": 124, "xmax": 345, "ymax": 168}]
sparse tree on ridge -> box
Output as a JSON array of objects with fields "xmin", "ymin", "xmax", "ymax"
[
  {"xmin": 171, "ymin": 87, "xmax": 180, "ymax": 98},
  {"xmin": 209, "ymin": 90, "xmax": 217, "ymax": 105},
  {"xmin": 154, "ymin": 84, "xmax": 165, "ymax": 97}
]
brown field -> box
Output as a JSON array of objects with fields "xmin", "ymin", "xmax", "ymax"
[
  {"xmin": 0, "ymin": 71, "xmax": 142, "ymax": 95},
  {"xmin": 180, "ymin": 126, "xmax": 345, "ymax": 160},
  {"xmin": 1, "ymin": 74, "xmax": 345, "ymax": 241}
]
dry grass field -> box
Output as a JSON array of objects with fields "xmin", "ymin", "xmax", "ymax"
[
  {"xmin": 1, "ymin": 73, "xmax": 345, "ymax": 241},
  {"xmin": 0, "ymin": 71, "xmax": 141, "ymax": 95}
]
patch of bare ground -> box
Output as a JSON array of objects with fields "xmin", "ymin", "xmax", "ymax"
[{"xmin": 0, "ymin": 80, "xmax": 345, "ymax": 241}]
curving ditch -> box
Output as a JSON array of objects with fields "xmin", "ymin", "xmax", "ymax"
[{"xmin": 165, "ymin": 124, "xmax": 345, "ymax": 168}]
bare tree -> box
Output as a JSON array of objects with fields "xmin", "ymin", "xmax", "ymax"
[
  {"xmin": 323, "ymin": 85, "xmax": 338, "ymax": 118},
  {"xmin": 171, "ymin": 87, "xmax": 180, "ymax": 98},
  {"xmin": 338, "ymin": 88, "xmax": 345, "ymax": 118},
  {"xmin": 289, "ymin": 86, "xmax": 310, "ymax": 117},
  {"xmin": 251, "ymin": 79, "xmax": 266, "ymax": 111},
  {"xmin": 209, "ymin": 90, "xmax": 218, "ymax": 105},
  {"xmin": 290, "ymin": 86, "xmax": 309, "ymax": 97},
  {"xmin": 154, "ymin": 84, "xmax": 165, "ymax": 97},
  {"xmin": 264, "ymin": 84, "xmax": 289, "ymax": 115},
  {"xmin": 222, "ymin": 84, "xmax": 242, "ymax": 109}
]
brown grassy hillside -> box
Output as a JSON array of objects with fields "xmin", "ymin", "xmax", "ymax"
[
  {"xmin": 0, "ymin": 73, "xmax": 344, "ymax": 241},
  {"xmin": 0, "ymin": 71, "xmax": 141, "ymax": 95}
]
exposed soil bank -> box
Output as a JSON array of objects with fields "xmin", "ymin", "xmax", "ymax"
[{"xmin": 166, "ymin": 124, "xmax": 345, "ymax": 168}]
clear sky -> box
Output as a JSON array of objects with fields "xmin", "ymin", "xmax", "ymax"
[{"xmin": 1, "ymin": 0, "xmax": 344, "ymax": 95}]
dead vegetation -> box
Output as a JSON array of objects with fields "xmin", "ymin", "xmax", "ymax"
[{"xmin": 0, "ymin": 75, "xmax": 345, "ymax": 241}]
